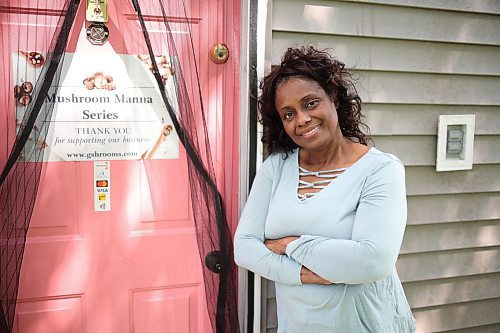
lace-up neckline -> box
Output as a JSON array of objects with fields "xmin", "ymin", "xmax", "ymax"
[{"xmin": 297, "ymin": 166, "xmax": 347, "ymax": 201}]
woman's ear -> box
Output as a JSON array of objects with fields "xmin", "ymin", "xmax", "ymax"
[{"xmin": 330, "ymin": 95, "xmax": 339, "ymax": 108}]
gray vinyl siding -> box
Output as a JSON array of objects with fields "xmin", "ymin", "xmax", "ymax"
[{"xmin": 262, "ymin": 1, "xmax": 500, "ymax": 332}]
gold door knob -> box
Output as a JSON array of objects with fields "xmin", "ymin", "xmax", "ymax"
[{"xmin": 209, "ymin": 43, "xmax": 229, "ymax": 64}]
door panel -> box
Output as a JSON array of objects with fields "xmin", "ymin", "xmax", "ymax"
[
  {"xmin": 130, "ymin": 284, "xmax": 204, "ymax": 333},
  {"xmin": 16, "ymin": 296, "xmax": 84, "ymax": 333},
  {"xmin": 139, "ymin": 154, "xmax": 191, "ymax": 228},
  {"xmin": 27, "ymin": 164, "xmax": 82, "ymax": 239}
]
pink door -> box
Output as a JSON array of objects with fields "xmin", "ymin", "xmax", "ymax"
[{"xmin": 0, "ymin": 0, "xmax": 239, "ymax": 331}]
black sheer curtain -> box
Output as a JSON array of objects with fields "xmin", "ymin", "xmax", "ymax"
[
  {"xmin": 131, "ymin": 1, "xmax": 239, "ymax": 331},
  {"xmin": 0, "ymin": 1, "xmax": 78, "ymax": 331}
]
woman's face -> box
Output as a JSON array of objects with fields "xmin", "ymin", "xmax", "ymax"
[{"xmin": 275, "ymin": 77, "xmax": 340, "ymax": 151}]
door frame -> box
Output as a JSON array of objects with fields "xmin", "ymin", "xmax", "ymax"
[{"xmin": 238, "ymin": 0, "xmax": 271, "ymax": 332}]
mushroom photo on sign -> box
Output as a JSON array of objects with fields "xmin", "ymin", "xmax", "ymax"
[
  {"xmin": 13, "ymin": 50, "xmax": 50, "ymax": 161},
  {"xmin": 14, "ymin": 81, "xmax": 33, "ymax": 106},
  {"xmin": 83, "ymin": 72, "xmax": 116, "ymax": 90},
  {"xmin": 19, "ymin": 51, "xmax": 45, "ymax": 67},
  {"xmin": 137, "ymin": 54, "xmax": 176, "ymax": 84}
]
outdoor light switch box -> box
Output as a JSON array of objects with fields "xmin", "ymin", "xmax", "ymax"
[{"xmin": 436, "ymin": 115, "xmax": 475, "ymax": 172}]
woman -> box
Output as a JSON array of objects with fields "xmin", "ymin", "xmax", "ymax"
[{"xmin": 234, "ymin": 46, "xmax": 415, "ymax": 332}]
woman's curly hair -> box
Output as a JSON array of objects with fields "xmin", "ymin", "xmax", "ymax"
[{"xmin": 259, "ymin": 46, "xmax": 370, "ymax": 155}]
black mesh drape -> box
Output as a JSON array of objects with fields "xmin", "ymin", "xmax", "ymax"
[
  {"xmin": 0, "ymin": 1, "xmax": 239, "ymax": 332},
  {"xmin": 0, "ymin": 0, "xmax": 78, "ymax": 331},
  {"xmin": 130, "ymin": 1, "xmax": 239, "ymax": 331}
]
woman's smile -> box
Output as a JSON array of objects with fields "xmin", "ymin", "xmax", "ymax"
[{"xmin": 298, "ymin": 124, "xmax": 321, "ymax": 138}]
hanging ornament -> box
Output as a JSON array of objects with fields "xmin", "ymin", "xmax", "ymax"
[
  {"xmin": 86, "ymin": 23, "xmax": 109, "ymax": 45},
  {"xmin": 86, "ymin": 0, "xmax": 108, "ymax": 23}
]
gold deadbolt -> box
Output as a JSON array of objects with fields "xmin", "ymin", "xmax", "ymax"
[{"xmin": 209, "ymin": 43, "xmax": 229, "ymax": 64}]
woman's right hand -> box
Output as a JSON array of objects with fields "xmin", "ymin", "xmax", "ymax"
[
  {"xmin": 300, "ymin": 266, "xmax": 333, "ymax": 285},
  {"xmin": 264, "ymin": 236, "xmax": 299, "ymax": 255}
]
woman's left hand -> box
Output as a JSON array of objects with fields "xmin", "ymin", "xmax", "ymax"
[{"xmin": 265, "ymin": 236, "xmax": 299, "ymax": 255}]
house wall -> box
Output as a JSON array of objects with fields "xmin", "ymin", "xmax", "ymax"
[{"xmin": 262, "ymin": 1, "xmax": 500, "ymax": 332}]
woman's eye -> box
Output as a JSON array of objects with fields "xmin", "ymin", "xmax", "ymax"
[
  {"xmin": 305, "ymin": 99, "xmax": 319, "ymax": 109},
  {"xmin": 283, "ymin": 112, "xmax": 294, "ymax": 120}
]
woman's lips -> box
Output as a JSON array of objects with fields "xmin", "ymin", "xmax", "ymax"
[{"xmin": 299, "ymin": 125, "xmax": 321, "ymax": 138}]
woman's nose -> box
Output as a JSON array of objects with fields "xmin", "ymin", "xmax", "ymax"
[{"xmin": 296, "ymin": 110, "xmax": 311, "ymax": 125}]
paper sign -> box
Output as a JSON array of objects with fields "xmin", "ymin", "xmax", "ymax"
[{"xmin": 13, "ymin": 51, "xmax": 179, "ymax": 161}]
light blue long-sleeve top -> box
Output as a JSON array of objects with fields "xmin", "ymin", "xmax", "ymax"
[{"xmin": 234, "ymin": 148, "xmax": 416, "ymax": 332}]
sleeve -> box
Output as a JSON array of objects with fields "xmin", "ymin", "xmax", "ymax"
[
  {"xmin": 234, "ymin": 155, "xmax": 302, "ymax": 285},
  {"xmin": 285, "ymin": 158, "xmax": 407, "ymax": 284}
]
